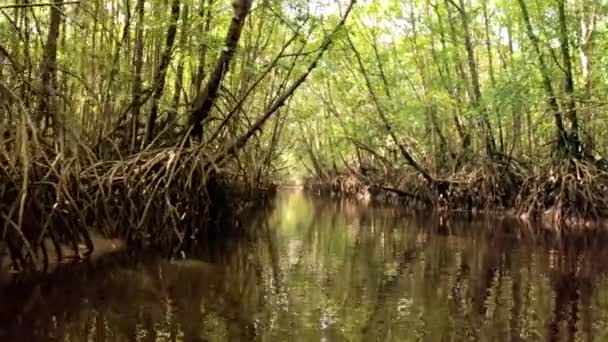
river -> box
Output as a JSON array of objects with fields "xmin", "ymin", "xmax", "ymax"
[{"xmin": 1, "ymin": 189, "xmax": 608, "ymax": 341}]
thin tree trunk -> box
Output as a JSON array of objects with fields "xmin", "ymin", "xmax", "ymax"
[
  {"xmin": 101, "ymin": 0, "xmax": 131, "ymax": 147},
  {"xmin": 482, "ymin": 0, "xmax": 503, "ymax": 152},
  {"xmin": 130, "ymin": 0, "xmax": 145, "ymax": 152},
  {"xmin": 169, "ymin": 3, "xmax": 189, "ymax": 131},
  {"xmin": 346, "ymin": 33, "xmax": 434, "ymax": 183},
  {"xmin": 192, "ymin": 0, "xmax": 213, "ymax": 98},
  {"xmin": 143, "ymin": 0, "xmax": 181, "ymax": 147},
  {"xmin": 517, "ymin": 0, "xmax": 568, "ymax": 147},
  {"xmin": 578, "ymin": 1, "xmax": 596, "ymax": 100},
  {"xmin": 577, "ymin": 0, "xmax": 597, "ymax": 140},
  {"xmin": 442, "ymin": 0, "xmax": 471, "ymax": 152},
  {"xmin": 211, "ymin": 0, "xmax": 356, "ymax": 167},
  {"xmin": 409, "ymin": 4, "xmax": 450, "ymax": 167},
  {"xmin": 503, "ymin": 9, "xmax": 521, "ymax": 154},
  {"xmin": 453, "ymin": 0, "xmax": 496, "ymax": 155},
  {"xmin": 445, "ymin": 0, "xmax": 467, "ymax": 98}
]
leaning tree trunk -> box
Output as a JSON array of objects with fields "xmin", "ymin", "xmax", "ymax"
[
  {"xmin": 101, "ymin": 0, "xmax": 131, "ymax": 148},
  {"xmin": 188, "ymin": 0, "xmax": 254, "ymax": 140},
  {"xmin": 346, "ymin": 33, "xmax": 434, "ymax": 183},
  {"xmin": 143, "ymin": 0, "xmax": 181, "ymax": 147},
  {"xmin": 211, "ymin": 0, "xmax": 357, "ymax": 167},
  {"xmin": 454, "ymin": 0, "xmax": 496, "ymax": 156},
  {"xmin": 517, "ymin": 0, "xmax": 569, "ymax": 149},
  {"xmin": 442, "ymin": 0, "xmax": 471, "ymax": 152}
]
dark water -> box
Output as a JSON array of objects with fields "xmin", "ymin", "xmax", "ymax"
[{"xmin": 2, "ymin": 190, "xmax": 608, "ymax": 341}]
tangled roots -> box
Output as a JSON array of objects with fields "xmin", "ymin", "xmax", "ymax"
[
  {"xmin": 0, "ymin": 126, "xmax": 242, "ymax": 272},
  {"xmin": 516, "ymin": 159, "xmax": 608, "ymax": 227}
]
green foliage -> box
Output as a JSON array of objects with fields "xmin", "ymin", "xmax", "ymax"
[
  {"xmin": 280, "ymin": 0, "xmax": 608, "ymax": 175},
  {"xmin": 1, "ymin": 0, "xmax": 607, "ymax": 178}
]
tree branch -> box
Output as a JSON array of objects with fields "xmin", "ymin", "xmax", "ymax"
[
  {"xmin": 0, "ymin": 1, "xmax": 80, "ymax": 9},
  {"xmin": 445, "ymin": 0, "xmax": 464, "ymax": 15},
  {"xmin": 210, "ymin": 0, "xmax": 357, "ymax": 166}
]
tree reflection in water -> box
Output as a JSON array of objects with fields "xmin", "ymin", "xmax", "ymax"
[{"xmin": 2, "ymin": 190, "xmax": 608, "ymax": 341}]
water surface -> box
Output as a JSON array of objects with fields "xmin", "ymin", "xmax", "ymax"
[{"xmin": 2, "ymin": 190, "xmax": 608, "ymax": 341}]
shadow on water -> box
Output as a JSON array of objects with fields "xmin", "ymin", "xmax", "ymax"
[{"xmin": 2, "ymin": 189, "xmax": 608, "ymax": 341}]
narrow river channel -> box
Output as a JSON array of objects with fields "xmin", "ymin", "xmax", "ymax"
[{"xmin": 2, "ymin": 189, "xmax": 608, "ymax": 341}]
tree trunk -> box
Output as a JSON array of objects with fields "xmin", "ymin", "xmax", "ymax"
[
  {"xmin": 454, "ymin": 0, "xmax": 496, "ymax": 155},
  {"xmin": 557, "ymin": 0, "xmax": 578, "ymax": 136},
  {"xmin": 38, "ymin": 0, "xmax": 62, "ymax": 134},
  {"xmin": 482, "ymin": 0, "xmax": 503, "ymax": 152},
  {"xmin": 578, "ymin": 1, "xmax": 596, "ymax": 100},
  {"xmin": 517, "ymin": 0, "xmax": 568, "ymax": 147},
  {"xmin": 442, "ymin": 0, "xmax": 471, "ymax": 152},
  {"xmin": 211, "ymin": 0, "xmax": 356, "ymax": 167},
  {"xmin": 170, "ymin": 3, "xmax": 189, "ymax": 131},
  {"xmin": 130, "ymin": 0, "xmax": 145, "ymax": 151},
  {"xmin": 188, "ymin": 0, "xmax": 253, "ymax": 140},
  {"xmin": 409, "ymin": 4, "xmax": 450, "ymax": 168},
  {"xmin": 143, "ymin": 0, "xmax": 181, "ymax": 147},
  {"xmin": 101, "ymin": 0, "xmax": 131, "ymax": 147},
  {"xmin": 347, "ymin": 33, "xmax": 434, "ymax": 183},
  {"xmin": 192, "ymin": 0, "xmax": 213, "ymax": 98}
]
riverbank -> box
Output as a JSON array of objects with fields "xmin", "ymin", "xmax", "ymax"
[
  {"xmin": 302, "ymin": 157, "xmax": 608, "ymax": 231},
  {"xmin": 0, "ymin": 133, "xmax": 277, "ymax": 273}
]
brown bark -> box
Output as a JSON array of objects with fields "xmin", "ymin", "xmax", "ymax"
[
  {"xmin": 101, "ymin": 0, "xmax": 131, "ymax": 145},
  {"xmin": 578, "ymin": 1, "xmax": 596, "ymax": 100},
  {"xmin": 482, "ymin": 0, "xmax": 504, "ymax": 152},
  {"xmin": 444, "ymin": 0, "xmax": 471, "ymax": 103},
  {"xmin": 192, "ymin": 0, "xmax": 213, "ymax": 98},
  {"xmin": 130, "ymin": 0, "xmax": 145, "ymax": 151},
  {"xmin": 143, "ymin": 0, "xmax": 181, "ymax": 146},
  {"xmin": 409, "ymin": 4, "xmax": 451, "ymax": 167},
  {"xmin": 557, "ymin": 0, "xmax": 578, "ymax": 134},
  {"xmin": 170, "ymin": 3, "xmax": 189, "ymax": 130},
  {"xmin": 38, "ymin": 0, "xmax": 62, "ymax": 133},
  {"xmin": 189, "ymin": 0, "xmax": 254, "ymax": 140}
]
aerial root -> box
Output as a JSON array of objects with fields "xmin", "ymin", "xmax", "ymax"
[
  {"xmin": 303, "ymin": 173, "xmax": 369, "ymax": 200},
  {"xmin": 303, "ymin": 155, "xmax": 608, "ymax": 229},
  {"xmin": 0, "ymin": 127, "xmax": 267, "ymax": 272},
  {"xmin": 516, "ymin": 159, "xmax": 608, "ymax": 229}
]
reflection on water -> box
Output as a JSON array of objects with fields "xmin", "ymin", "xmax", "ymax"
[{"xmin": 2, "ymin": 190, "xmax": 608, "ymax": 341}]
